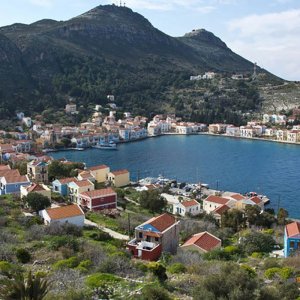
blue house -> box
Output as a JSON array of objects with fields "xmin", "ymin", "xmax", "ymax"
[
  {"xmin": 0, "ymin": 171, "xmax": 30, "ymax": 195},
  {"xmin": 284, "ymin": 222, "xmax": 300, "ymax": 257},
  {"xmin": 52, "ymin": 177, "xmax": 76, "ymax": 196}
]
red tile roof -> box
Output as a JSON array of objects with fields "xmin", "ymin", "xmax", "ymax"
[
  {"xmin": 213, "ymin": 205, "xmax": 230, "ymax": 215},
  {"xmin": 181, "ymin": 199, "xmax": 199, "ymax": 208},
  {"xmin": 5, "ymin": 174, "xmax": 29, "ymax": 184},
  {"xmin": 74, "ymin": 180, "xmax": 94, "ymax": 187},
  {"xmin": 250, "ymin": 196, "xmax": 263, "ymax": 205},
  {"xmin": 147, "ymin": 213, "xmax": 177, "ymax": 232},
  {"xmin": 286, "ymin": 222, "xmax": 300, "ymax": 238},
  {"xmin": 205, "ymin": 195, "xmax": 230, "ymax": 205},
  {"xmin": 26, "ymin": 183, "xmax": 47, "ymax": 193},
  {"xmin": 89, "ymin": 165, "xmax": 109, "ymax": 171},
  {"xmin": 230, "ymin": 194, "xmax": 245, "ymax": 201},
  {"xmin": 45, "ymin": 204, "xmax": 84, "ymax": 220},
  {"xmin": 57, "ymin": 177, "xmax": 77, "ymax": 184},
  {"xmin": 110, "ymin": 169, "xmax": 129, "ymax": 176},
  {"xmin": 0, "ymin": 165, "xmax": 10, "ymax": 171},
  {"xmin": 80, "ymin": 188, "xmax": 116, "ymax": 198},
  {"xmin": 182, "ymin": 232, "xmax": 221, "ymax": 252}
]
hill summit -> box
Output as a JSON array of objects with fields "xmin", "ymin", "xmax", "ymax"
[{"xmin": 0, "ymin": 4, "xmax": 281, "ymax": 122}]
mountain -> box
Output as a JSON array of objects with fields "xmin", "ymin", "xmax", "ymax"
[{"xmin": 0, "ymin": 5, "xmax": 283, "ymax": 123}]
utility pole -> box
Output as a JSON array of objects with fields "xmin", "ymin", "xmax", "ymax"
[
  {"xmin": 128, "ymin": 213, "xmax": 131, "ymax": 238},
  {"xmin": 277, "ymin": 195, "xmax": 281, "ymax": 214}
]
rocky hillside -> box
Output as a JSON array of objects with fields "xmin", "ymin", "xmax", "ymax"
[{"xmin": 0, "ymin": 5, "xmax": 284, "ymax": 122}]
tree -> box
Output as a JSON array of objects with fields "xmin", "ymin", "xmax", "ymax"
[
  {"xmin": 277, "ymin": 208, "xmax": 288, "ymax": 225},
  {"xmin": 0, "ymin": 271, "xmax": 50, "ymax": 300},
  {"xmin": 24, "ymin": 193, "xmax": 51, "ymax": 213},
  {"xmin": 240, "ymin": 231, "xmax": 276, "ymax": 255},
  {"xmin": 222, "ymin": 209, "xmax": 245, "ymax": 232},
  {"xmin": 244, "ymin": 205, "xmax": 261, "ymax": 226},
  {"xmin": 139, "ymin": 190, "xmax": 166, "ymax": 213}
]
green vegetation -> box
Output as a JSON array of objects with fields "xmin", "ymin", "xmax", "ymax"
[
  {"xmin": 48, "ymin": 160, "xmax": 85, "ymax": 181},
  {"xmin": 24, "ymin": 193, "xmax": 51, "ymax": 213},
  {"xmin": 1, "ymin": 188, "xmax": 300, "ymax": 299},
  {"xmin": 0, "ymin": 5, "xmax": 283, "ymax": 126}
]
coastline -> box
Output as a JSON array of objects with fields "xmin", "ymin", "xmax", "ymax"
[{"xmin": 44, "ymin": 131, "xmax": 300, "ymax": 154}]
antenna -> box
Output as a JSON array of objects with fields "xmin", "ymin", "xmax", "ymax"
[{"xmin": 124, "ymin": 2, "xmax": 126, "ymax": 6}]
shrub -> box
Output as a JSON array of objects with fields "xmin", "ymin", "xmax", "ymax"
[
  {"xmin": 75, "ymin": 260, "xmax": 92, "ymax": 273},
  {"xmin": 89, "ymin": 231, "xmax": 112, "ymax": 242},
  {"xmin": 85, "ymin": 273, "xmax": 121, "ymax": 289},
  {"xmin": 168, "ymin": 263, "xmax": 186, "ymax": 274},
  {"xmin": 147, "ymin": 262, "xmax": 168, "ymax": 282},
  {"xmin": 251, "ymin": 252, "xmax": 263, "ymax": 259},
  {"xmin": 265, "ymin": 267, "xmax": 293, "ymax": 280},
  {"xmin": 16, "ymin": 248, "xmax": 31, "ymax": 263},
  {"xmin": 139, "ymin": 285, "xmax": 172, "ymax": 300},
  {"xmin": 0, "ymin": 261, "xmax": 14, "ymax": 275},
  {"xmin": 48, "ymin": 236, "xmax": 79, "ymax": 252},
  {"xmin": 53, "ymin": 257, "xmax": 80, "ymax": 270},
  {"xmin": 241, "ymin": 264, "xmax": 256, "ymax": 278}
]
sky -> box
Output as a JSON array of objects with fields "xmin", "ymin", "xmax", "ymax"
[{"xmin": 1, "ymin": 0, "xmax": 300, "ymax": 80}]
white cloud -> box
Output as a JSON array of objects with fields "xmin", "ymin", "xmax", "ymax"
[{"xmin": 227, "ymin": 9, "xmax": 300, "ymax": 80}]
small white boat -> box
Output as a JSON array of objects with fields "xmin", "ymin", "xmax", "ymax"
[{"xmin": 93, "ymin": 141, "xmax": 117, "ymax": 150}]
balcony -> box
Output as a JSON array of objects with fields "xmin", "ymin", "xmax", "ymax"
[{"xmin": 127, "ymin": 239, "xmax": 162, "ymax": 261}]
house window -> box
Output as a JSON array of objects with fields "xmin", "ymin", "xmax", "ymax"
[
  {"xmin": 155, "ymin": 237, "xmax": 159, "ymax": 242},
  {"xmin": 290, "ymin": 241, "xmax": 295, "ymax": 248},
  {"xmin": 138, "ymin": 232, "xmax": 143, "ymax": 239}
]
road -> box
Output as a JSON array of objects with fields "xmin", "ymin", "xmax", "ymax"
[{"xmin": 84, "ymin": 219, "xmax": 129, "ymax": 241}]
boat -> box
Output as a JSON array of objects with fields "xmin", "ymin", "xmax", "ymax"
[{"xmin": 92, "ymin": 141, "xmax": 117, "ymax": 150}]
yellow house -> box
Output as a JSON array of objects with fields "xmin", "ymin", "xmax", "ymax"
[
  {"xmin": 68, "ymin": 180, "xmax": 94, "ymax": 203},
  {"xmin": 27, "ymin": 160, "xmax": 48, "ymax": 183},
  {"xmin": 108, "ymin": 169, "xmax": 130, "ymax": 187},
  {"xmin": 20, "ymin": 183, "xmax": 51, "ymax": 199},
  {"xmin": 88, "ymin": 165, "xmax": 110, "ymax": 183}
]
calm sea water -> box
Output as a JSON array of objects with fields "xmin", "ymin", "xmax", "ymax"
[{"xmin": 51, "ymin": 135, "xmax": 300, "ymax": 218}]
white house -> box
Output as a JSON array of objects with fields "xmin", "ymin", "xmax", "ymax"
[
  {"xmin": 176, "ymin": 124, "xmax": 193, "ymax": 135},
  {"xmin": 22, "ymin": 117, "xmax": 32, "ymax": 128},
  {"xmin": 173, "ymin": 200, "xmax": 201, "ymax": 217},
  {"xmin": 226, "ymin": 126, "xmax": 240, "ymax": 137},
  {"xmin": 39, "ymin": 204, "xmax": 85, "ymax": 227},
  {"xmin": 203, "ymin": 195, "xmax": 233, "ymax": 214}
]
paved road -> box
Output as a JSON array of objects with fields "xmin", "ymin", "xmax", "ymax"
[{"xmin": 84, "ymin": 219, "xmax": 129, "ymax": 241}]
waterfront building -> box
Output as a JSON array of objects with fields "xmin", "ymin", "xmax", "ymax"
[
  {"xmin": 181, "ymin": 232, "xmax": 221, "ymax": 253},
  {"xmin": 79, "ymin": 188, "xmax": 117, "ymax": 211},
  {"xmin": 226, "ymin": 126, "xmax": 240, "ymax": 137},
  {"xmin": 127, "ymin": 213, "xmax": 180, "ymax": 261},
  {"xmin": 88, "ymin": 164, "xmax": 110, "ymax": 183},
  {"xmin": 39, "ymin": 204, "xmax": 85, "ymax": 227},
  {"xmin": 287, "ymin": 130, "xmax": 300, "ymax": 143},
  {"xmin": 203, "ymin": 195, "xmax": 233, "ymax": 214},
  {"xmin": 107, "ymin": 169, "xmax": 130, "ymax": 187},
  {"xmin": 276, "ymin": 130, "xmax": 287, "ymax": 141},
  {"xmin": 176, "ymin": 124, "xmax": 193, "ymax": 135},
  {"xmin": 284, "ymin": 222, "xmax": 300, "ymax": 257}
]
